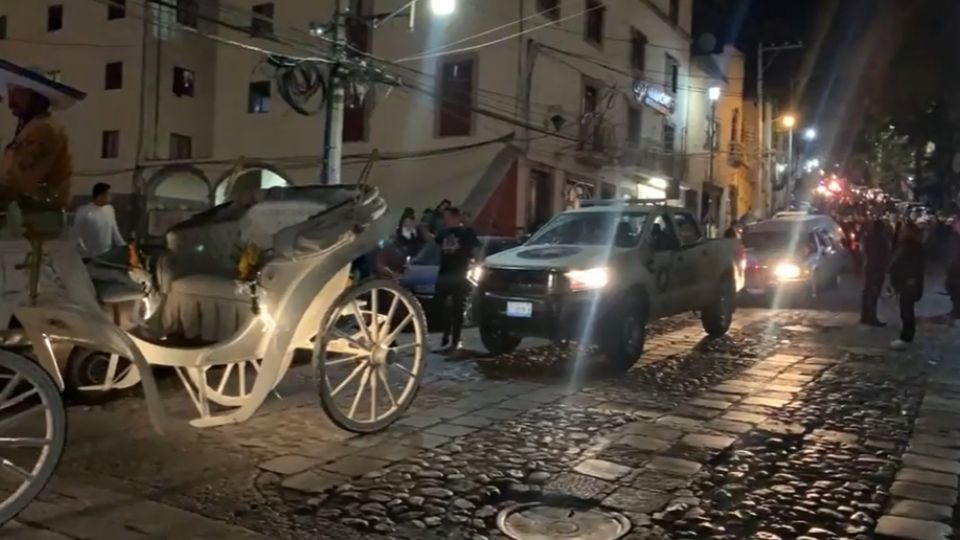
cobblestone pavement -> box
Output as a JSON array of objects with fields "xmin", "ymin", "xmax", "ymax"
[{"xmin": 6, "ymin": 281, "xmax": 960, "ymax": 539}]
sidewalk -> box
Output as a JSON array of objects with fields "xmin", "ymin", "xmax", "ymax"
[{"xmin": 2, "ymin": 478, "xmax": 268, "ymax": 539}]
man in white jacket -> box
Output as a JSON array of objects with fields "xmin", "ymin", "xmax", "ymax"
[{"xmin": 72, "ymin": 182, "xmax": 124, "ymax": 260}]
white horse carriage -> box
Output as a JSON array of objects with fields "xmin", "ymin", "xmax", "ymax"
[{"xmin": 0, "ymin": 183, "xmax": 428, "ymax": 523}]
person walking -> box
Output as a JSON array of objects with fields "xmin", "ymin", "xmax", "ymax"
[
  {"xmin": 945, "ymin": 217, "xmax": 960, "ymax": 322},
  {"xmin": 433, "ymin": 207, "xmax": 480, "ymax": 355},
  {"xmin": 860, "ymin": 219, "xmax": 892, "ymax": 327},
  {"xmin": 395, "ymin": 208, "xmax": 424, "ymax": 258},
  {"xmin": 71, "ymin": 182, "xmax": 125, "ymax": 261},
  {"xmin": 889, "ymin": 223, "xmax": 925, "ymax": 350}
]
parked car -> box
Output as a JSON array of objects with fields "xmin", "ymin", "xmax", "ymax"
[
  {"xmin": 469, "ymin": 200, "xmax": 746, "ymax": 370},
  {"xmin": 741, "ymin": 214, "xmax": 850, "ymax": 298},
  {"xmin": 400, "ymin": 236, "xmax": 519, "ymax": 326}
]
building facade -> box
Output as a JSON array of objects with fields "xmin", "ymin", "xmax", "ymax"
[{"xmin": 0, "ymin": 0, "xmax": 697, "ymax": 236}]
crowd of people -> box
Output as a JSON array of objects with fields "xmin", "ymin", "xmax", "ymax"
[
  {"xmin": 851, "ymin": 210, "xmax": 960, "ymax": 350},
  {"xmin": 351, "ymin": 199, "xmax": 481, "ymax": 357}
]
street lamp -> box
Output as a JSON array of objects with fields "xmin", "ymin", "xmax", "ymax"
[
  {"xmin": 804, "ymin": 127, "xmax": 817, "ymax": 141},
  {"xmin": 782, "ymin": 115, "xmax": 796, "ymax": 129},
  {"xmin": 430, "ymin": 0, "xmax": 456, "ymax": 16},
  {"xmin": 708, "ymin": 86, "xmax": 721, "ymax": 102}
]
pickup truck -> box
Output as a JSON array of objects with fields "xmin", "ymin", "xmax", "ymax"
[{"xmin": 469, "ymin": 200, "xmax": 746, "ymax": 370}]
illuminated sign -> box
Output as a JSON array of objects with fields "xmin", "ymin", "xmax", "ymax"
[{"xmin": 633, "ymin": 80, "xmax": 675, "ymax": 116}]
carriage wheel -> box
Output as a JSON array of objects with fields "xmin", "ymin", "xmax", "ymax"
[
  {"xmin": 316, "ymin": 279, "xmax": 426, "ymax": 433},
  {"xmin": 0, "ymin": 350, "xmax": 66, "ymax": 525},
  {"xmin": 186, "ymin": 358, "xmax": 271, "ymax": 408},
  {"xmin": 64, "ymin": 348, "xmax": 141, "ymax": 405}
]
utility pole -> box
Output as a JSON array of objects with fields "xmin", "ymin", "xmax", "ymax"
[
  {"xmin": 755, "ymin": 41, "xmax": 802, "ymax": 217},
  {"xmin": 321, "ymin": 0, "xmax": 350, "ymax": 184}
]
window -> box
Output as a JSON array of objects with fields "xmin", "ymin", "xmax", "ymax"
[
  {"xmin": 672, "ymin": 213, "xmax": 702, "ymax": 246},
  {"xmin": 101, "ymin": 130, "xmax": 119, "ymax": 159},
  {"xmin": 248, "ymin": 81, "xmax": 271, "ymax": 113},
  {"xmin": 669, "ymin": 0, "xmax": 680, "ymax": 25},
  {"xmin": 437, "ymin": 58, "xmax": 475, "ymax": 137},
  {"xmin": 665, "ymin": 55, "xmax": 679, "ymax": 93},
  {"xmin": 631, "ymin": 29, "xmax": 647, "ymax": 72},
  {"xmin": 651, "ymin": 214, "xmax": 679, "ymax": 251},
  {"xmin": 176, "ymin": 0, "xmax": 198, "ymax": 28},
  {"xmin": 108, "ymin": 0, "xmax": 125, "ymax": 20},
  {"xmin": 343, "ymin": 89, "xmax": 369, "ymax": 142},
  {"xmin": 346, "ymin": 0, "xmax": 370, "ymax": 52},
  {"xmin": 104, "ymin": 62, "xmax": 123, "ymax": 90},
  {"xmin": 251, "ymin": 3, "xmax": 274, "ymax": 37},
  {"xmin": 627, "ymin": 107, "xmax": 642, "ymax": 146},
  {"xmin": 528, "ymin": 211, "xmax": 647, "ymax": 248},
  {"xmin": 584, "ymin": 0, "xmax": 605, "ymax": 47},
  {"xmin": 173, "ymin": 66, "xmax": 195, "ymax": 97},
  {"xmin": 47, "ymin": 5, "xmax": 63, "ymax": 32},
  {"xmin": 663, "ymin": 122, "xmax": 675, "ymax": 154},
  {"xmin": 730, "ymin": 108, "xmax": 740, "ymax": 142},
  {"xmin": 537, "ymin": 0, "xmax": 560, "ymax": 20},
  {"xmin": 0, "ymin": 16, "xmax": 7, "ymax": 40},
  {"xmin": 169, "ymin": 133, "xmax": 192, "ymax": 159},
  {"xmin": 582, "ymin": 82, "xmax": 599, "ymax": 116}
]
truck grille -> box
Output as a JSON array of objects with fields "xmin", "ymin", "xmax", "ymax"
[{"xmin": 483, "ymin": 268, "xmax": 556, "ymax": 296}]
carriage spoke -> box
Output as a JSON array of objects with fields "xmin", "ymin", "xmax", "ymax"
[
  {"xmin": 383, "ymin": 293, "xmax": 399, "ymax": 341},
  {"xmin": 330, "ymin": 361, "xmax": 367, "ymax": 398},
  {"xmin": 376, "ymin": 366, "xmax": 397, "ymax": 408},
  {"xmin": 103, "ymin": 354, "xmax": 120, "ymax": 391},
  {"xmin": 251, "ymin": 359, "xmax": 262, "ymax": 374},
  {"xmin": 369, "ymin": 369, "xmax": 377, "ymax": 422},
  {"xmin": 0, "ymin": 387, "xmax": 39, "ymax": 413},
  {"xmin": 390, "ymin": 342, "xmax": 420, "ymax": 352},
  {"xmin": 0, "ymin": 404, "xmax": 43, "ymax": 433},
  {"xmin": 389, "ymin": 362, "xmax": 416, "ymax": 379},
  {"xmin": 0, "ymin": 374, "xmax": 23, "ymax": 404},
  {"xmin": 332, "ymin": 328, "xmax": 367, "ymax": 351},
  {"xmin": 370, "ymin": 289, "xmax": 379, "ymax": 339},
  {"xmin": 0, "ymin": 459, "xmax": 33, "ymax": 482},
  {"xmin": 350, "ymin": 301, "xmax": 374, "ymax": 345},
  {"xmin": 381, "ymin": 313, "xmax": 413, "ymax": 347},
  {"xmin": 325, "ymin": 353, "xmax": 366, "ymax": 367},
  {"xmin": 0, "ymin": 437, "xmax": 50, "ymax": 448},
  {"xmin": 348, "ymin": 367, "xmax": 371, "ymax": 420},
  {"xmin": 216, "ymin": 363, "xmax": 235, "ymax": 394},
  {"xmin": 239, "ymin": 362, "xmax": 247, "ymax": 397}
]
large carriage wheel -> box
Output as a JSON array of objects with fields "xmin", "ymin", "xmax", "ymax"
[
  {"xmin": 315, "ymin": 279, "xmax": 426, "ymax": 433},
  {"xmin": 0, "ymin": 350, "xmax": 67, "ymax": 525},
  {"xmin": 64, "ymin": 348, "xmax": 141, "ymax": 405}
]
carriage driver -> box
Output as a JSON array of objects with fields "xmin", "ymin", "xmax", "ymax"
[{"xmin": 0, "ymin": 60, "xmax": 85, "ymax": 211}]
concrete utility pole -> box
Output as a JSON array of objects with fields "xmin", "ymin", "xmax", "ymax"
[
  {"xmin": 756, "ymin": 41, "xmax": 802, "ymax": 217},
  {"xmin": 321, "ymin": 0, "xmax": 350, "ymax": 184}
]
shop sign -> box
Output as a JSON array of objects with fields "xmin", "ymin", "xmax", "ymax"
[{"xmin": 632, "ymin": 80, "xmax": 675, "ymax": 116}]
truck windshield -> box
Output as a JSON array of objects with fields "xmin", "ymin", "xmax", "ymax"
[
  {"xmin": 527, "ymin": 211, "xmax": 647, "ymax": 248},
  {"xmin": 743, "ymin": 231, "xmax": 816, "ymax": 253}
]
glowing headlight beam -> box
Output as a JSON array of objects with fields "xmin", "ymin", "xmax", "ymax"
[
  {"xmin": 773, "ymin": 262, "xmax": 802, "ymax": 280},
  {"xmin": 565, "ymin": 267, "xmax": 609, "ymax": 291}
]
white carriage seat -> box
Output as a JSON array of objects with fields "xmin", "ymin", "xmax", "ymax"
[{"xmin": 160, "ymin": 198, "xmax": 328, "ymax": 341}]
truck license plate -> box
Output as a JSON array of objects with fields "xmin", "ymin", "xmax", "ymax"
[{"xmin": 506, "ymin": 301, "xmax": 533, "ymax": 318}]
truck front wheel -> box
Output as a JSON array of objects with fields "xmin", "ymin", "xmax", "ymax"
[
  {"xmin": 480, "ymin": 324, "xmax": 522, "ymax": 355},
  {"xmin": 702, "ymin": 277, "xmax": 736, "ymax": 337},
  {"xmin": 601, "ymin": 299, "xmax": 647, "ymax": 372}
]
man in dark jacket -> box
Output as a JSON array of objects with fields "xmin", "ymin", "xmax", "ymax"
[
  {"xmin": 889, "ymin": 223, "xmax": 925, "ymax": 350},
  {"xmin": 945, "ymin": 218, "xmax": 960, "ymax": 322},
  {"xmin": 860, "ymin": 219, "xmax": 891, "ymax": 326}
]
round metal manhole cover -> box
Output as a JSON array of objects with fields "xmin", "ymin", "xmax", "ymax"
[{"xmin": 497, "ymin": 503, "xmax": 631, "ymax": 540}]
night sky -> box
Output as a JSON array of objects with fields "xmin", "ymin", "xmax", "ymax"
[{"xmin": 693, "ymin": 0, "xmax": 960, "ymax": 167}]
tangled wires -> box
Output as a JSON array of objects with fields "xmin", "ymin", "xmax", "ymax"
[{"xmin": 268, "ymin": 55, "xmax": 328, "ymax": 116}]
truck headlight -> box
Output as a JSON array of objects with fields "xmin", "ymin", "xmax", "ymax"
[
  {"xmin": 467, "ymin": 265, "xmax": 484, "ymax": 285},
  {"xmin": 566, "ymin": 267, "xmax": 609, "ymax": 291},
  {"xmin": 773, "ymin": 261, "xmax": 802, "ymax": 280}
]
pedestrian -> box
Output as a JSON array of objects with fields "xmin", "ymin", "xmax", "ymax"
[
  {"xmin": 860, "ymin": 219, "xmax": 891, "ymax": 327},
  {"xmin": 429, "ymin": 199, "xmax": 452, "ymax": 234},
  {"xmin": 433, "ymin": 207, "xmax": 480, "ymax": 355},
  {"xmin": 0, "ymin": 61, "xmax": 82, "ymax": 211},
  {"xmin": 395, "ymin": 208, "xmax": 424, "ymax": 258},
  {"xmin": 944, "ymin": 217, "xmax": 960, "ymax": 322},
  {"xmin": 71, "ymin": 182, "xmax": 125, "ymax": 261},
  {"xmin": 889, "ymin": 223, "xmax": 925, "ymax": 350}
]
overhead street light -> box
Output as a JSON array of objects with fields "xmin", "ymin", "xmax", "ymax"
[
  {"xmin": 804, "ymin": 127, "xmax": 817, "ymax": 140},
  {"xmin": 430, "ymin": 0, "xmax": 457, "ymax": 16},
  {"xmin": 782, "ymin": 114, "xmax": 796, "ymax": 129},
  {"xmin": 708, "ymin": 86, "xmax": 721, "ymax": 101}
]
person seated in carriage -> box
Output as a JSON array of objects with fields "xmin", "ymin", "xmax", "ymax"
[{"xmin": 0, "ymin": 60, "xmax": 82, "ymax": 215}]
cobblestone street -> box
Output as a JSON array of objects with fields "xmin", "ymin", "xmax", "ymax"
[{"xmin": 6, "ymin": 282, "xmax": 960, "ymax": 540}]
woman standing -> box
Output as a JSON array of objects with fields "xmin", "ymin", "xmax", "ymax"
[{"xmin": 889, "ymin": 223, "xmax": 925, "ymax": 350}]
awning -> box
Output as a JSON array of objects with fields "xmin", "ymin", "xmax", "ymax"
[{"xmin": 0, "ymin": 58, "xmax": 86, "ymax": 110}]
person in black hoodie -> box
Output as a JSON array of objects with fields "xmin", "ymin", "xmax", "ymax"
[
  {"xmin": 889, "ymin": 222, "xmax": 925, "ymax": 350},
  {"xmin": 860, "ymin": 219, "xmax": 892, "ymax": 326}
]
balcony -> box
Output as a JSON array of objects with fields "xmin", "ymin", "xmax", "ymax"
[
  {"xmin": 573, "ymin": 116, "xmax": 618, "ymax": 166},
  {"xmin": 620, "ymin": 137, "xmax": 678, "ymax": 179}
]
